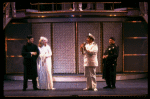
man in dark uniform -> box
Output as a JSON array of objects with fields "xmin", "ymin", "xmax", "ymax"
[
  {"xmin": 102, "ymin": 37, "xmax": 119, "ymax": 89},
  {"xmin": 21, "ymin": 35, "xmax": 39, "ymax": 91}
]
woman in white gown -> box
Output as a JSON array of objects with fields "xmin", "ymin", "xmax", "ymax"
[{"xmin": 37, "ymin": 36, "xmax": 55, "ymax": 90}]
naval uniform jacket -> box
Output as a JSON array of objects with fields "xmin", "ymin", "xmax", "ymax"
[
  {"xmin": 83, "ymin": 42, "xmax": 98, "ymax": 67},
  {"xmin": 102, "ymin": 44, "xmax": 119, "ymax": 79},
  {"xmin": 21, "ymin": 43, "xmax": 39, "ymax": 79}
]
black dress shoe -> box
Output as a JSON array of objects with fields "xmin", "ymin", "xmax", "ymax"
[
  {"xmin": 23, "ymin": 88, "xmax": 26, "ymax": 91},
  {"xmin": 103, "ymin": 86, "xmax": 111, "ymax": 89},
  {"xmin": 33, "ymin": 87, "xmax": 39, "ymax": 90},
  {"xmin": 111, "ymin": 86, "xmax": 116, "ymax": 89}
]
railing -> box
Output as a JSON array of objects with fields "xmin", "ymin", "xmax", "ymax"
[
  {"xmin": 3, "ymin": 2, "xmax": 16, "ymax": 18},
  {"xmin": 3, "ymin": 2, "xmax": 10, "ymax": 18},
  {"xmin": 3, "ymin": 2, "xmax": 11, "ymax": 29},
  {"xmin": 30, "ymin": 2, "xmax": 122, "ymax": 12}
]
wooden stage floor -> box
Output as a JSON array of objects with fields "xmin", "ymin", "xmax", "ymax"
[{"xmin": 3, "ymin": 78, "xmax": 148, "ymax": 97}]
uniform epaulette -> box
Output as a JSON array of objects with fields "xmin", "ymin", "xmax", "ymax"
[{"xmin": 93, "ymin": 42, "xmax": 97, "ymax": 45}]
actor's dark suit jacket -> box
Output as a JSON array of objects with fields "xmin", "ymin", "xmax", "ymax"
[
  {"xmin": 21, "ymin": 43, "xmax": 39, "ymax": 79},
  {"xmin": 102, "ymin": 44, "xmax": 119, "ymax": 79}
]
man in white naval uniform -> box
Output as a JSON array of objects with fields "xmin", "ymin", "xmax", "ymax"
[{"xmin": 80, "ymin": 33, "xmax": 98, "ymax": 91}]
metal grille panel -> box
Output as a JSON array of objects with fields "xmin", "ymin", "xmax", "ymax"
[
  {"xmin": 53, "ymin": 23, "xmax": 75, "ymax": 73},
  {"xmin": 32, "ymin": 23, "xmax": 51, "ymax": 46}
]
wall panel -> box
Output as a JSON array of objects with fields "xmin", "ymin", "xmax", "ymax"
[
  {"xmin": 124, "ymin": 22, "xmax": 148, "ymax": 37},
  {"xmin": 6, "ymin": 23, "xmax": 31, "ymax": 38},
  {"xmin": 124, "ymin": 56, "xmax": 148, "ymax": 72},
  {"xmin": 5, "ymin": 23, "xmax": 32, "ymax": 74},
  {"xmin": 6, "ymin": 57, "xmax": 24, "ymax": 73},
  {"xmin": 123, "ymin": 22, "xmax": 148, "ymax": 72},
  {"xmin": 32, "ymin": 23, "xmax": 51, "ymax": 46},
  {"xmin": 7, "ymin": 40, "xmax": 27, "ymax": 56},
  {"xmin": 53, "ymin": 23, "xmax": 75, "ymax": 73},
  {"xmin": 124, "ymin": 39, "xmax": 148, "ymax": 54}
]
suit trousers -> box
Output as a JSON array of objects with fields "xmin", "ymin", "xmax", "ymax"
[
  {"xmin": 84, "ymin": 66, "xmax": 97, "ymax": 89},
  {"xmin": 23, "ymin": 77, "xmax": 37, "ymax": 89},
  {"xmin": 105, "ymin": 65, "xmax": 116, "ymax": 87}
]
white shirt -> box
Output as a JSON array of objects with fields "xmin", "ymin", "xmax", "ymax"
[{"xmin": 83, "ymin": 42, "xmax": 98, "ymax": 66}]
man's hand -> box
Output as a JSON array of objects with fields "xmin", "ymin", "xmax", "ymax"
[
  {"xmin": 103, "ymin": 55, "xmax": 108, "ymax": 59},
  {"xmin": 80, "ymin": 43, "xmax": 85, "ymax": 48},
  {"xmin": 30, "ymin": 52, "xmax": 37, "ymax": 55},
  {"xmin": 80, "ymin": 43, "xmax": 85, "ymax": 52}
]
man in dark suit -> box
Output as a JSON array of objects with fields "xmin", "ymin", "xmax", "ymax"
[
  {"xmin": 21, "ymin": 35, "xmax": 39, "ymax": 91},
  {"xmin": 102, "ymin": 37, "xmax": 119, "ymax": 89}
]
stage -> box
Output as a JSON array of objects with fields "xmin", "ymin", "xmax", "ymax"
[
  {"xmin": 3, "ymin": 2, "xmax": 148, "ymax": 97},
  {"xmin": 4, "ymin": 78, "xmax": 148, "ymax": 97}
]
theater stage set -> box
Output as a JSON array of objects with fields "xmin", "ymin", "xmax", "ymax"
[{"xmin": 3, "ymin": 2, "xmax": 148, "ymax": 97}]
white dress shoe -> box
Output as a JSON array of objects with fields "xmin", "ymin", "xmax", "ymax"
[
  {"xmin": 52, "ymin": 88, "xmax": 56, "ymax": 90},
  {"xmin": 93, "ymin": 88, "xmax": 98, "ymax": 91},
  {"xmin": 83, "ymin": 88, "xmax": 89, "ymax": 91},
  {"xmin": 72, "ymin": 8, "xmax": 75, "ymax": 11},
  {"xmin": 79, "ymin": 8, "xmax": 83, "ymax": 11}
]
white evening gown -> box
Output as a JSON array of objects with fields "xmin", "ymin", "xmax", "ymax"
[{"xmin": 37, "ymin": 45, "xmax": 53, "ymax": 90}]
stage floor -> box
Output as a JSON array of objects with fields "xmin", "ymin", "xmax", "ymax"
[{"xmin": 3, "ymin": 78, "xmax": 148, "ymax": 97}]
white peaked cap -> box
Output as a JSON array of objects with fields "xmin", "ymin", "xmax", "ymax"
[
  {"xmin": 89, "ymin": 33, "xmax": 95, "ymax": 40},
  {"xmin": 40, "ymin": 36, "xmax": 48, "ymax": 42}
]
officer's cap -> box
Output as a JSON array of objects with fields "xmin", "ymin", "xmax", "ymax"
[
  {"xmin": 109, "ymin": 37, "xmax": 115, "ymax": 41},
  {"xmin": 88, "ymin": 33, "xmax": 95, "ymax": 41}
]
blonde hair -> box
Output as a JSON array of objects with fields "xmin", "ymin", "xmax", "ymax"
[
  {"xmin": 40, "ymin": 36, "xmax": 48, "ymax": 42},
  {"xmin": 38, "ymin": 39, "xmax": 42, "ymax": 47},
  {"xmin": 38, "ymin": 36, "xmax": 48, "ymax": 47}
]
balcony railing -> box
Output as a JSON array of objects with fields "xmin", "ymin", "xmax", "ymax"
[{"xmin": 29, "ymin": 2, "xmax": 122, "ymax": 12}]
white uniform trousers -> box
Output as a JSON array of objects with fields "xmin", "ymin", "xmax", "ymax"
[{"xmin": 84, "ymin": 66, "xmax": 97, "ymax": 89}]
